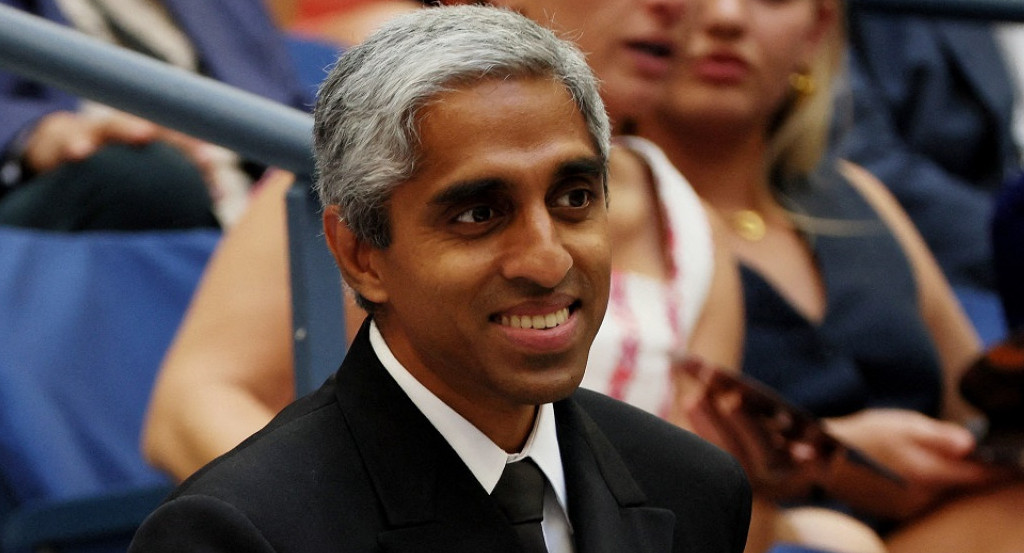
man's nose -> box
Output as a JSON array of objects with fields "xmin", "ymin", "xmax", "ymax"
[{"xmin": 500, "ymin": 209, "xmax": 573, "ymax": 289}]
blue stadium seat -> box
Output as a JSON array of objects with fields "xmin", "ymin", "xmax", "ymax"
[
  {"xmin": 0, "ymin": 228, "xmax": 219, "ymax": 552},
  {"xmin": 285, "ymin": 178, "xmax": 346, "ymax": 396}
]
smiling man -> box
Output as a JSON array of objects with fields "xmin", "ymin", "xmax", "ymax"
[
  {"xmin": 129, "ymin": 6, "xmax": 750, "ymax": 553},
  {"xmin": 328, "ymin": 75, "xmax": 611, "ymax": 452}
]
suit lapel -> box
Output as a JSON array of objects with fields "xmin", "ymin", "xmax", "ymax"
[
  {"xmin": 334, "ymin": 323, "xmax": 674, "ymax": 552},
  {"xmin": 333, "ymin": 322, "xmax": 518, "ymax": 553},
  {"xmin": 556, "ymin": 398, "xmax": 676, "ymax": 553}
]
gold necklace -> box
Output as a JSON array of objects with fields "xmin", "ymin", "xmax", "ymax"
[{"xmin": 729, "ymin": 209, "xmax": 767, "ymax": 241}]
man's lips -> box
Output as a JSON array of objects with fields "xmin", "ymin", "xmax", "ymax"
[
  {"xmin": 491, "ymin": 300, "xmax": 581, "ymax": 330},
  {"xmin": 491, "ymin": 301, "xmax": 584, "ymax": 354},
  {"xmin": 499, "ymin": 306, "xmax": 570, "ymax": 330}
]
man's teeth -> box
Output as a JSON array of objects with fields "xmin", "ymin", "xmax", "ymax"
[{"xmin": 501, "ymin": 307, "xmax": 570, "ymax": 330}]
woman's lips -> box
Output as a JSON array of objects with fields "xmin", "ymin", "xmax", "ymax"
[{"xmin": 691, "ymin": 53, "xmax": 749, "ymax": 84}]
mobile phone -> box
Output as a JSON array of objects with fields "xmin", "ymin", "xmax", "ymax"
[
  {"xmin": 678, "ymin": 357, "xmax": 905, "ymax": 485},
  {"xmin": 959, "ymin": 329, "xmax": 1024, "ymax": 425},
  {"xmin": 959, "ymin": 329, "xmax": 1024, "ymax": 469},
  {"xmin": 965, "ymin": 418, "xmax": 1024, "ymax": 469}
]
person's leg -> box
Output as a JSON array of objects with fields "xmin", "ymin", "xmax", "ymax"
[
  {"xmin": 0, "ymin": 142, "xmax": 219, "ymax": 231},
  {"xmin": 886, "ymin": 481, "xmax": 1024, "ymax": 553},
  {"xmin": 776, "ymin": 507, "xmax": 887, "ymax": 553}
]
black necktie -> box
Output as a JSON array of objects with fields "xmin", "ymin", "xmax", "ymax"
[{"xmin": 491, "ymin": 459, "xmax": 549, "ymax": 553}]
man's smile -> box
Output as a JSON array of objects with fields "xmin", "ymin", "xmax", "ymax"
[{"xmin": 498, "ymin": 306, "xmax": 571, "ymax": 330}]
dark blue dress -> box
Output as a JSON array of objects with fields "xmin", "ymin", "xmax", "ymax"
[{"xmin": 741, "ymin": 163, "xmax": 944, "ymax": 420}]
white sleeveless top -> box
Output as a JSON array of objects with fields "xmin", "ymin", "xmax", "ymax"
[{"xmin": 581, "ymin": 137, "xmax": 714, "ymax": 417}]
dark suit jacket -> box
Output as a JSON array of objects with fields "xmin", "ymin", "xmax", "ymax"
[
  {"xmin": 836, "ymin": 14, "xmax": 1020, "ymax": 290},
  {"xmin": 0, "ymin": 0, "xmax": 311, "ymax": 155},
  {"xmin": 129, "ymin": 323, "xmax": 751, "ymax": 553}
]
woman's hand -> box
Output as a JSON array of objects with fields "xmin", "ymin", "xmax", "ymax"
[
  {"xmin": 823, "ymin": 408, "xmax": 1013, "ymax": 519},
  {"xmin": 23, "ymin": 110, "xmax": 159, "ymax": 174},
  {"xmin": 826, "ymin": 409, "xmax": 988, "ymax": 486},
  {"xmin": 672, "ymin": 356, "xmax": 838, "ymax": 500},
  {"xmin": 24, "ymin": 107, "xmax": 222, "ymax": 188}
]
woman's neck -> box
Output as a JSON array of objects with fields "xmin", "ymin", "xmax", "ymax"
[{"xmin": 641, "ymin": 117, "xmax": 776, "ymax": 214}]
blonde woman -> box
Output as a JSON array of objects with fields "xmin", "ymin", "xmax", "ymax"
[{"xmin": 641, "ymin": 0, "xmax": 1024, "ymax": 550}]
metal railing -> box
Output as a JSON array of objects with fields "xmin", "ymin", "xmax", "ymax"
[
  {"xmin": 2, "ymin": 0, "xmax": 1023, "ymax": 174},
  {"xmin": 0, "ymin": 4, "xmax": 314, "ymax": 177},
  {"xmin": 0, "ymin": 4, "xmax": 346, "ymax": 397}
]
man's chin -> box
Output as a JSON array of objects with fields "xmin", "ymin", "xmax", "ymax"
[{"xmin": 513, "ymin": 366, "xmax": 586, "ymax": 405}]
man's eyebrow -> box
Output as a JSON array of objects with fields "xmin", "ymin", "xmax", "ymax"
[
  {"xmin": 428, "ymin": 179, "xmax": 508, "ymax": 207},
  {"xmin": 427, "ymin": 156, "xmax": 604, "ymax": 207},
  {"xmin": 554, "ymin": 156, "xmax": 606, "ymax": 181}
]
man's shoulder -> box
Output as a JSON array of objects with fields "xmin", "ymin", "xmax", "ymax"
[
  {"xmin": 134, "ymin": 378, "xmax": 381, "ymax": 551},
  {"xmin": 173, "ymin": 378, "xmax": 353, "ymax": 499},
  {"xmin": 567, "ymin": 389, "xmax": 751, "ymax": 553},
  {"xmin": 570, "ymin": 388, "xmax": 744, "ymax": 480},
  {"xmin": 570, "ymin": 388, "xmax": 730, "ymax": 451}
]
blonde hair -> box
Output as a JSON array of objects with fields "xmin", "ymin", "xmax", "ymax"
[{"xmin": 767, "ymin": 0, "xmax": 845, "ymax": 180}]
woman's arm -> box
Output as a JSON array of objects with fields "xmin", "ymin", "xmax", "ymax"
[
  {"xmin": 840, "ymin": 161, "xmax": 981, "ymax": 422},
  {"xmin": 142, "ymin": 172, "xmax": 365, "ymax": 481},
  {"xmin": 688, "ymin": 205, "xmax": 744, "ymax": 371},
  {"xmin": 817, "ymin": 163, "xmax": 995, "ymax": 520},
  {"xmin": 142, "ymin": 172, "xmax": 297, "ymax": 481}
]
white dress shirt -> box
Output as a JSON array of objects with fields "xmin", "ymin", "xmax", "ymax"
[{"xmin": 370, "ymin": 321, "xmax": 575, "ymax": 553}]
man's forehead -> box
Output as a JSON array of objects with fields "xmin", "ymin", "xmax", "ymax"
[
  {"xmin": 421, "ymin": 72, "xmax": 571, "ymax": 113},
  {"xmin": 414, "ymin": 76, "xmax": 589, "ymax": 149}
]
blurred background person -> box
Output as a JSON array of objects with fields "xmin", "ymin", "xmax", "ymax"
[
  {"xmin": 992, "ymin": 173, "xmax": 1024, "ymax": 330},
  {"xmin": 836, "ymin": 13, "xmax": 1024, "ymax": 343},
  {"xmin": 0, "ymin": 0, "xmax": 311, "ymax": 230},
  {"xmin": 638, "ymin": 0, "xmax": 1024, "ymax": 548},
  {"xmin": 267, "ymin": 0, "xmax": 429, "ymax": 47}
]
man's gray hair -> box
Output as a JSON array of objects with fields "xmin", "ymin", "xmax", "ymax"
[{"xmin": 313, "ymin": 4, "xmax": 610, "ymax": 249}]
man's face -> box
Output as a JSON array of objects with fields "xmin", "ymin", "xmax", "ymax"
[{"xmin": 360, "ymin": 77, "xmax": 610, "ymax": 428}]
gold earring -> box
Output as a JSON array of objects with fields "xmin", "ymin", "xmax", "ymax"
[{"xmin": 789, "ymin": 71, "xmax": 816, "ymax": 97}]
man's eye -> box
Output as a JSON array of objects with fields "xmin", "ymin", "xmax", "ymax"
[
  {"xmin": 454, "ymin": 205, "xmax": 496, "ymax": 223},
  {"xmin": 554, "ymin": 188, "xmax": 592, "ymax": 208}
]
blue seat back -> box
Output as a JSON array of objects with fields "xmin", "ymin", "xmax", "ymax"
[
  {"xmin": 0, "ymin": 228, "xmax": 218, "ymax": 516},
  {"xmin": 286, "ymin": 179, "xmax": 346, "ymax": 396}
]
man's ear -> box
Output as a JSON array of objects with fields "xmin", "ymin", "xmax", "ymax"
[{"xmin": 322, "ymin": 206, "xmax": 389, "ymax": 305}]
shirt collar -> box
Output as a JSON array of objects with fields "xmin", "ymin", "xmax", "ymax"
[{"xmin": 369, "ymin": 321, "xmax": 570, "ymax": 512}]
